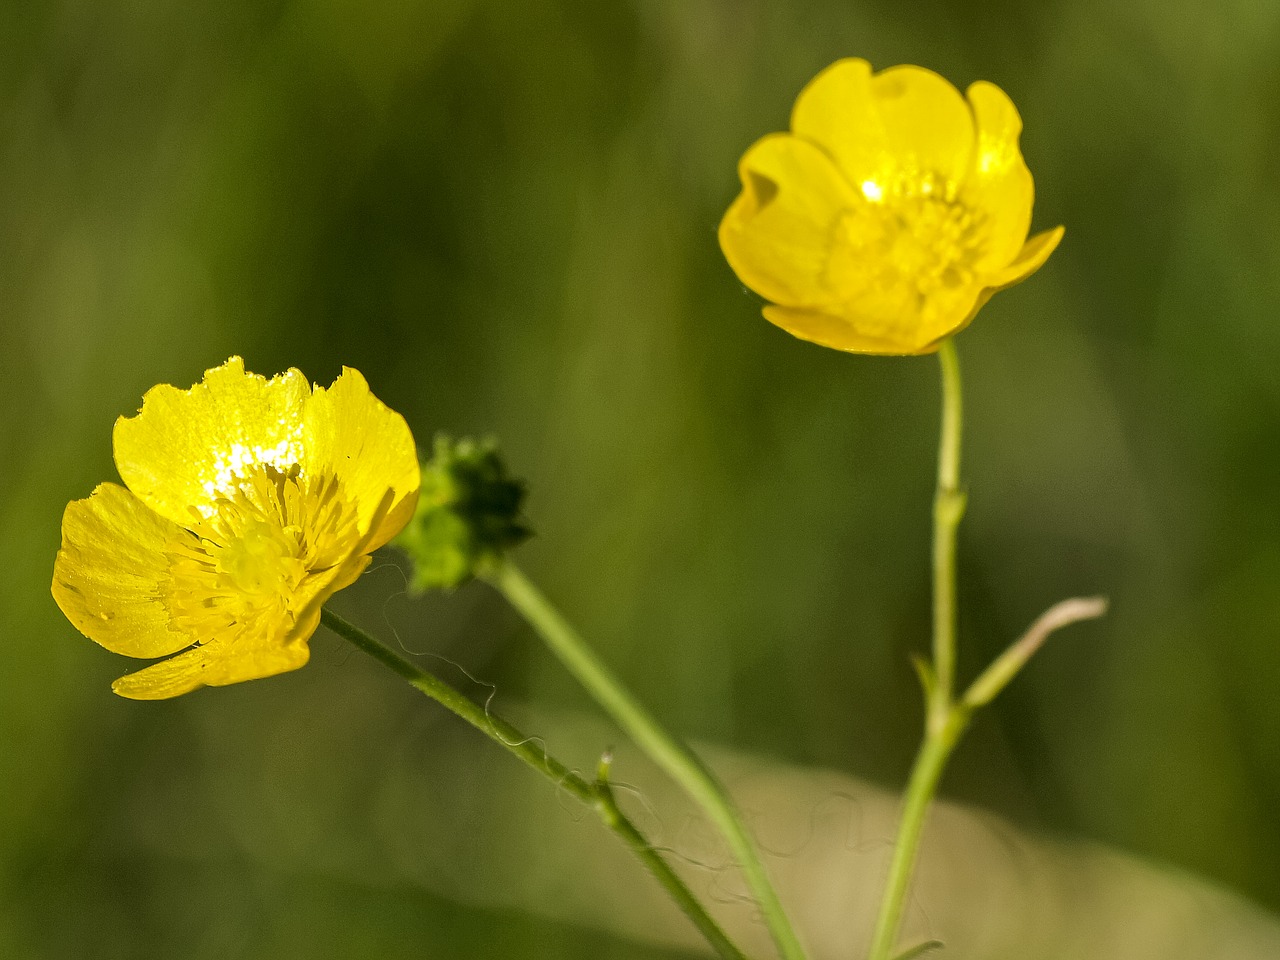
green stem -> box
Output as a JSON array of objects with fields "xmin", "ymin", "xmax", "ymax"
[
  {"xmin": 865, "ymin": 709, "xmax": 968, "ymax": 960},
  {"xmin": 319, "ymin": 606, "xmax": 748, "ymax": 960},
  {"xmin": 931, "ymin": 337, "xmax": 965, "ymax": 714},
  {"xmin": 487, "ymin": 562, "xmax": 808, "ymax": 960},
  {"xmin": 866, "ymin": 338, "xmax": 968, "ymax": 960}
]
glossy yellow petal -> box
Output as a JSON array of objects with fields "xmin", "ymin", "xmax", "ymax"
[
  {"xmin": 111, "ymin": 633, "xmax": 311, "ymax": 700},
  {"xmin": 869, "ymin": 65, "xmax": 975, "ymax": 187},
  {"xmin": 795, "ymin": 60, "xmax": 975, "ymax": 189},
  {"xmin": 763, "ymin": 305, "xmax": 914, "ymax": 355},
  {"xmin": 791, "ymin": 58, "xmax": 885, "ymax": 183},
  {"xmin": 52, "ymin": 483, "xmax": 191, "ymax": 658},
  {"xmin": 114, "ymin": 357, "xmax": 311, "ymax": 527},
  {"xmin": 111, "ymin": 551, "xmax": 372, "ymax": 701},
  {"xmin": 764, "ymin": 280, "xmax": 981, "ymax": 355},
  {"xmin": 986, "ymin": 226, "xmax": 1064, "ymax": 290},
  {"xmin": 111, "ymin": 646, "xmax": 218, "ymax": 699},
  {"xmin": 963, "ymin": 81, "xmax": 1034, "ymax": 270},
  {"xmin": 719, "ymin": 133, "xmax": 859, "ymax": 307},
  {"xmin": 302, "ymin": 367, "xmax": 420, "ymax": 550}
]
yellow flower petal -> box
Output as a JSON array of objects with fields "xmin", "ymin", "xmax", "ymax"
[
  {"xmin": 114, "ymin": 357, "xmax": 310, "ymax": 527},
  {"xmin": 963, "ymin": 80, "xmax": 1034, "ymax": 271},
  {"xmin": 762, "ymin": 305, "xmax": 916, "ymax": 355},
  {"xmin": 763, "ymin": 283, "xmax": 982, "ymax": 356},
  {"xmin": 52, "ymin": 483, "xmax": 192, "ymax": 658},
  {"xmin": 303, "ymin": 367, "xmax": 420, "ymax": 551},
  {"xmin": 794, "ymin": 59, "xmax": 975, "ymax": 192},
  {"xmin": 869, "ymin": 64, "xmax": 975, "ymax": 189},
  {"xmin": 719, "ymin": 133, "xmax": 859, "ymax": 307},
  {"xmin": 111, "ymin": 633, "xmax": 311, "ymax": 700},
  {"xmin": 790, "ymin": 58, "xmax": 885, "ymax": 184},
  {"xmin": 987, "ymin": 226, "xmax": 1065, "ymax": 290}
]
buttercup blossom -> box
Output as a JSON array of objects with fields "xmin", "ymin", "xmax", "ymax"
[
  {"xmin": 719, "ymin": 58, "xmax": 1063, "ymax": 355},
  {"xmin": 52, "ymin": 358, "xmax": 420, "ymax": 699}
]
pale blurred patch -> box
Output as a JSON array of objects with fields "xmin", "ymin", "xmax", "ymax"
[{"xmin": 116, "ymin": 698, "xmax": 1280, "ymax": 959}]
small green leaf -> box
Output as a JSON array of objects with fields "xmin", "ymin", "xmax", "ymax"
[{"xmin": 911, "ymin": 654, "xmax": 937, "ymax": 701}]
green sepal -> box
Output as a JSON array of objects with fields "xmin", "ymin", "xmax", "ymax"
[{"xmin": 394, "ymin": 434, "xmax": 532, "ymax": 591}]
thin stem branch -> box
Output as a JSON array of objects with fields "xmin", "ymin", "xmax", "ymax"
[
  {"xmin": 892, "ymin": 939, "xmax": 946, "ymax": 960},
  {"xmin": 319, "ymin": 606, "xmax": 748, "ymax": 960},
  {"xmin": 486, "ymin": 562, "xmax": 808, "ymax": 960},
  {"xmin": 963, "ymin": 596, "xmax": 1108, "ymax": 708}
]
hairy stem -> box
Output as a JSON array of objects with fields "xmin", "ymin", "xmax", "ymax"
[
  {"xmin": 487, "ymin": 562, "xmax": 808, "ymax": 960},
  {"xmin": 320, "ymin": 606, "xmax": 748, "ymax": 960}
]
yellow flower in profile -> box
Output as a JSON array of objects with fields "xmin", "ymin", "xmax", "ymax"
[
  {"xmin": 52, "ymin": 357, "xmax": 420, "ymax": 700},
  {"xmin": 719, "ymin": 58, "xmax": 1064, "ymax": 355}
]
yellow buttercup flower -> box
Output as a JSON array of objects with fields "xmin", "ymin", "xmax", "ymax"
[
  {"xmin": 52, "ymin": 357, "xmax": 420, "ymax": 699},
  {"xmin": 719, "ymin": 58, "xmax": 1064, "ymax": 355}
]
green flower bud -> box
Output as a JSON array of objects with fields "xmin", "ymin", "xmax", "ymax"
[{"xmin": 394, "ymin": 435, "xmax": 531, "ymax": 591}]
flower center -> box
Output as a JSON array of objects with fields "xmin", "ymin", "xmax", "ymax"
[
  {"xmin": 825, "ymin": 171, "xmax": 986, "ymax": 335},
  {"xmin": 164, "ymin": 463, "xmax": 359, "ymax": 642},
  {"xmin": 213, "ymin": 516, "xmax": 303, "ymax": 597}
]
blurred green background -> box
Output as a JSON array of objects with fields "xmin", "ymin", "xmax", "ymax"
[{"xmin": 4, "ymin": 0, "xmax": 1280, "ymax": 956}]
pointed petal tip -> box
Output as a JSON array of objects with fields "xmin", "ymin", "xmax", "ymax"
[{"xmin": 989, "ymin": 224, "xmax": 1065, "ymax": 291}]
